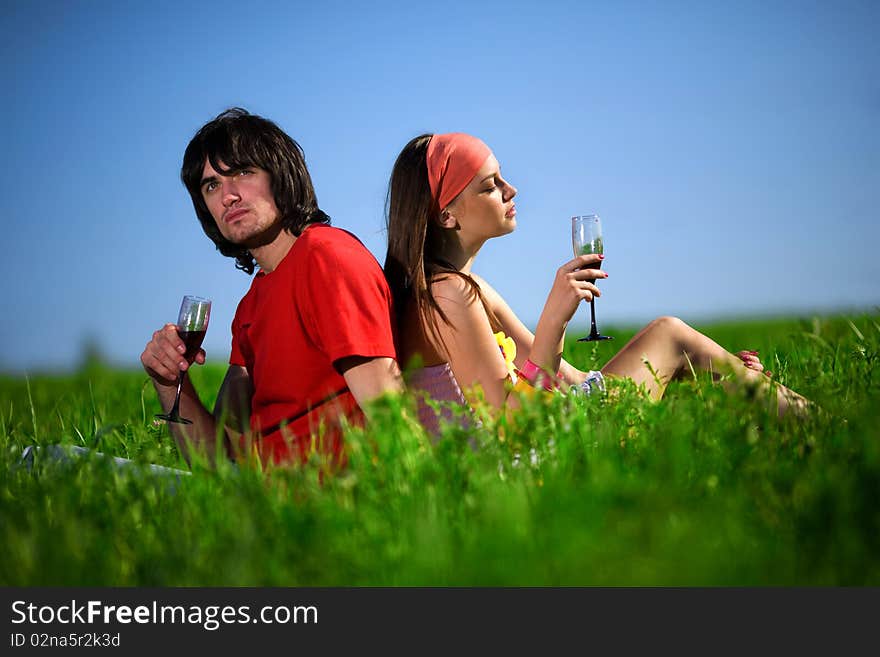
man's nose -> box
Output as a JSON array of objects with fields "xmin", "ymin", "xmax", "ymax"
[{"xmin": 221, "ymin": 180, "xmax": 241, "ymax": 206}]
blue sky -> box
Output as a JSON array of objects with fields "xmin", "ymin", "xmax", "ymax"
[{"xmin": 2, "ymin": 0, "xmax": 878, "ymax": 373}]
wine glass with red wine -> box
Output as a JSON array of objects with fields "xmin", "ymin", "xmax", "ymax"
[
  {"xmin": 572, "ymin": 214, "xmax": 612, "ymax": 342},
  {"xmin": 155, "ymin": 295, "xmax": 211, "ymax": 425}
]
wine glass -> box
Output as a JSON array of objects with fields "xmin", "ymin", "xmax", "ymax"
[
  {"xmin": 571, "ymin": 214, "xmax": 612, "ymax": 342},
  {"xmin": 155, "ymin": 295, "xmax": 211, "ymax": 425}
]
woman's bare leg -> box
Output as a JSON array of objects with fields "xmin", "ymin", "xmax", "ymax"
[{"xmin": 600, "ymin": 316, "xmax": 808, "ymax": 417}]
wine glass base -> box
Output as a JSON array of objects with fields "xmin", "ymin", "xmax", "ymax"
[
  {"xmin": 577, "ymin": 334, "xmax": 614, "ymax": 342},
  {"xmin": 155, "ymin": 413, "xmax": 193, "ymax": 425}
]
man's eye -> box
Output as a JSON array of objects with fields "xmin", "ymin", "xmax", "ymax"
[
  {"xmin": 205, "ymin": 182, "xmax": 218, "ymax": 192},
  {"xmin": 237, "ymin": 169, "xmax": 252, "ymax": 177}
]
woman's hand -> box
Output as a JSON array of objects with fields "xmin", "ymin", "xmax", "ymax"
[
  {"xmin": 541, "ymin": 253, "xmax": 608, "ymax": 326},
  {"xmin": 529, "ymin": 254, "xmax": 608, "ymax": 374}
]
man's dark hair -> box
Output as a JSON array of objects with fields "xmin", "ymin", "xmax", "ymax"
[{"xmin": 181, "ymin": 107, "xmax": 330, "ymax": 274}]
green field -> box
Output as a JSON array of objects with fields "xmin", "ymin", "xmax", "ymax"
[{"xmin": 2, "ymin": 314, "xmax": 878, "ymax": 585}]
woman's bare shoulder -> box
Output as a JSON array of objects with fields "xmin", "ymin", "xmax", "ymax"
[
  {"xmin": 469, "ymin": 271, "xmax": 490, "ymax": 288},
  {"xmin": 469, "ymin": 272, "xmax": 500, "ymax": 299},
  {"xmin": 429, "ymin": 272, "xmax": 478, "ymax": 305}
]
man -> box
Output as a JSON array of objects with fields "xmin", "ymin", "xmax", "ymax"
[{"xmin": 141, "ymin": 108, "xmax": 401, "ymax": 466}]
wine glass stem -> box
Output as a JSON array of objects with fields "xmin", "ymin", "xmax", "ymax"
[
  {"xmin": 169, "ymin": 371, "xmax": 186, "ymax": 416},
  {"xmin": 589, "ymin": 298, "xmax": 599, "ymax": 336}
]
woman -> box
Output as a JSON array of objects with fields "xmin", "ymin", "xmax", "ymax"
[{"xmin": 384, "ymin": 133, "xmax": 808, "ymax": 434}]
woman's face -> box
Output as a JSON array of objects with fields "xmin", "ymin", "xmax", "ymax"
[{"xmin": 445, "ymin": 153, "xmax": 518, "ymax": 244}]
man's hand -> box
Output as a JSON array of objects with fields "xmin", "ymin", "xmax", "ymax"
[{"xmin": 141, "ymin": 323, "xmax": 206, "ymax": 385}]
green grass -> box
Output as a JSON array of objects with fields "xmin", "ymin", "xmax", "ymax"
[{"xmin": 1, "ymin": 313, "xmax": 879, "ymax": 585}]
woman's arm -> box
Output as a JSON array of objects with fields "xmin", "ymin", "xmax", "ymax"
[
  {"xmin": 470, "ymin": 271, "xmax": 595, "ymax": 387},
  {"xmin": 430, "ymin": 275, "xmax": 519, "ymax": 411}
]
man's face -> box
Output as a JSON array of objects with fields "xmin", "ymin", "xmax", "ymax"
[{"xmin": 200, "ymin": 158, "xmax": 281, "ymax": 247}]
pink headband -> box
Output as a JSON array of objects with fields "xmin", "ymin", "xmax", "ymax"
[{"xmin": 426, "ymin": 133, "xmax": 492, "ymax": 210}]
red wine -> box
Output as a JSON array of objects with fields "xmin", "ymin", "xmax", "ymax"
[
  {"xmin": 177, "ymin": 329, "xmax": 206, "ymax": 362},
  {"xmin": 576, "ymin": 240, "xmax": 604, "ymax": 280}
]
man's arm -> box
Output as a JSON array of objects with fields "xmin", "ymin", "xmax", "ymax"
[
  {"xmin": 211, "ymin": 365, "xmax": 253, "ymax": 460},
  {"xmin": 335, "ymin": 356, "xmax": 403, "ymax": 415},
  {"xmin": 141, "ymin": 324, "xmax": 248, "ymax": 466}
]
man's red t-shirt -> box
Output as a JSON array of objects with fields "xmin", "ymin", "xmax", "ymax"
[{"xmin": 229, "ymin": 224, "xmax": 396, "ymax": 465}]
